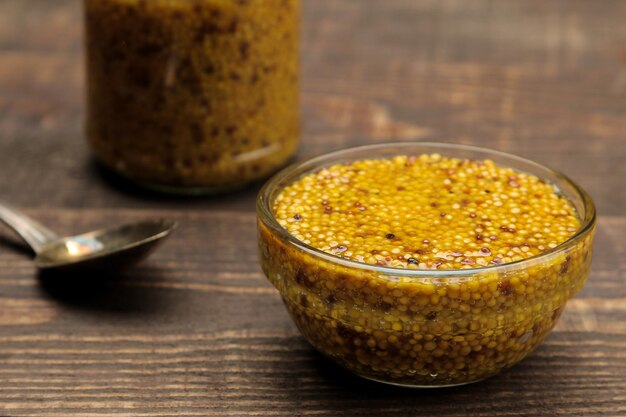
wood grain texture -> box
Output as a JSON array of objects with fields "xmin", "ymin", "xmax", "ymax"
[{"xmin": 0, "ymin": 0, "xmax": 625, "ymax": 415}]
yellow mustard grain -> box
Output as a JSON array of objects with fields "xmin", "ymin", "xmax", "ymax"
[{"xmin": 274, "ymin": 155, "xmax": 580, "ymax": 268}]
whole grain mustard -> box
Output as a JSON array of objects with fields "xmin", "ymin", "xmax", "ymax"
[
  {"xmin": 259, "ymin": 153, "xmax": 594, "ymax": 386},
  {"xmin": 274, "ymin": 154, "xmax": 580, "ymax": 269},
  {"xmin": 85, "ymin": 0, "xmax": 299, "ymax": 190}
]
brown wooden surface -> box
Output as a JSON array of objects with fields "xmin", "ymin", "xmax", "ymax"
[{"xmin": 0, "ymin": 0, "xmax": 625, "ymax": 415}]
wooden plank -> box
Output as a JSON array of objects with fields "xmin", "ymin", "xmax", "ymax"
[
  {"xmin": 0, "ymin": 211, "xmax": 623, "ymax": 415},
  {"xmin": 0, "ymin": 0, "xmax": 624, "ymax": 415}
]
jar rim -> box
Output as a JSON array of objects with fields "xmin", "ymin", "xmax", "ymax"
[{"xmin": 257, "ymin": 142, "xmax": 596, "ymax": 278}]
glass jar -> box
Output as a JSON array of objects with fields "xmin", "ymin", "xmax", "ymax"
[{"xmin": 84, "ymin": 0, "xmax": 300, "ymax": 193}]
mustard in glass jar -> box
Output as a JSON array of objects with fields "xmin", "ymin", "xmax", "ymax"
[{"xmin": 84, "ymin": 0, "xmax": 299, "ymax": 193}]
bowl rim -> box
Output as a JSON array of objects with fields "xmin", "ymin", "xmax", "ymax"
[{"xmin": 257, "ymin": 142, "xmax": 596, "ymax": 277}]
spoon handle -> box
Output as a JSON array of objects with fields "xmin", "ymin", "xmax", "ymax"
[{"xmin": 0, "ymin": 201, "xmax": 59, "ymax": 254}]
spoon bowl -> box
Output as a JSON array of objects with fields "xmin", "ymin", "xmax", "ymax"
[
  {"xmin": 34, "ymin": 219, "xmax": 176, "ymax": 272},
  {"xmin": 0, "ymin": 200, "xmax": 176, "ymax": 272}
]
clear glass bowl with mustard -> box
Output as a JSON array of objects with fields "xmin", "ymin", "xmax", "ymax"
[
  {"xmin": 84, "ymin": 0, "xmax": 299, "ymax": 193},
  {"xmin": 257, "ymin": 143, "xmax": 596, "ymax": 387}
]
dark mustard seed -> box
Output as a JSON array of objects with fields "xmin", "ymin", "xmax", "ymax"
[
  {"xmin": 333, "ymin": 245, "xmax": 348, "ymax": 254},
  {"xmin": 426, "ymin": 311, "xmax": 438, "ymax": 320}
]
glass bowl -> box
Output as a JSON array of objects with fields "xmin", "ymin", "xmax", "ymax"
[{"xmin": 257, "ymin": 143, "xmax": 596, "ymax": 387}]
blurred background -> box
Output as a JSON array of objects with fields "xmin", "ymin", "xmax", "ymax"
[{"xmin": 0, "ymin": 0, "xmax": 624, "ymax": 213}]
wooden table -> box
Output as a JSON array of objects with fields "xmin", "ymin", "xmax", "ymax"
[{"xmin": 1, "ymin": 0, "xmax": 625, "ymax": 415}]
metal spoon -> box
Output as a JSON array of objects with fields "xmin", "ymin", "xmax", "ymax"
[{"xmin": 0, "ymin": 201, "xmax": 176, "ymax": 272}]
